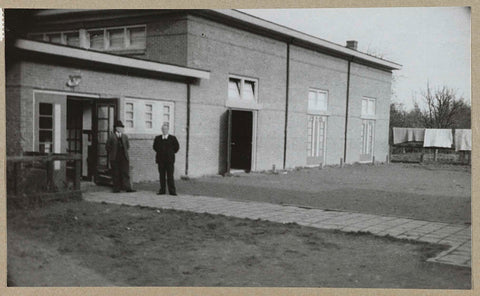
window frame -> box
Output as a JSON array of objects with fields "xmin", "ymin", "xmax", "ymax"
[
  {"xmin": 123, "ymin": 98, "xmax": 174, "ymax": 134},
  {"xmin": 361, "ymin": 97, "xmax": 377, "ymax": 118},
  {"xmin": 86, "ymin": 25, "xmax": 146, "ymax": 51},
  {"xmin": 124, "ymin": 101, "xmax": 135, "ymax": 129},
  {"xmin": 307, "ymin": 88, "xmax": 329, "ymax": 114},
  {"xmin": 228, "ymin": 75, "xmax": 259, "ymax": 102}
]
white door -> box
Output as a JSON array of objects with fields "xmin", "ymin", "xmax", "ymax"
[
  {"xmin": 360, "ymin": 119, "xmax": 375, "ymax": 161},
  {"xmin": 307, "ymin": 115, "xmax": 326, "ymax": 165}
]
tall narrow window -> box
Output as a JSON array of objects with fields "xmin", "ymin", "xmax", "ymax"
[
  {"xmin": 125, "ymin": 102, "xmax": 134, "ymax": 128},
  {"xmin": 145, "ymin": 103, "xmax": 153, "ymax": 129},
  {"xmin": 228, "ymin": 78, "xmax": 241, "ymax": 100},
  {"xmin": 107, "ymin": 28, "xmax": 125, "ymax": 49},
  {"xmin": 39, "ymin": 103, "xmax": 53, "ymax": 153},
  {"xmin": 163, "ymin": 105, "xmax": 170, "ymax": 126}
]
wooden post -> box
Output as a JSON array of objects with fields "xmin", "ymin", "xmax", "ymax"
[
  {"xmin": 46, "ymin": 158, "xmax": 54, "ymax": 192},
  {"xmin": 74, "ymin": 158, "xmax": 81, "ymax": 190}
]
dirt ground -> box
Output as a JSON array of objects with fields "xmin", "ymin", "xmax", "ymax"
[
  {"xmin": 137, "ymin": 163, "xmax": 471, "ymax": 224},
  {"xmin": 8, "ymin": 200, "xmax": 471, "ymax": 288}
]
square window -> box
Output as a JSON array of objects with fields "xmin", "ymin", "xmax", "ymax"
[
  {"xmin": 128, "ymin": 27, "xmax": 146, "ymax": 48},
  {"xmin": 39, "ymin": 103, "xmax": 53, "ymax": 115},
  {"xmin": 126, "ymin": 120, "xmax": 134, "ymax": 128},
  {"xmin": 65, "ymin": 32, "xmax": 80, "ymax": 47},
  {"xmin": 89, "ymin": 30, "xmax": 105, "ymax": 50},
  {"xmin": 308, "ymin": 89, "xmax": 327, "ymax": 112},
  {"xmin": 46, "ymin": 33, "xmax": 62, "ymax": 44},
  {"xmin": 125, "ymin": 102, "xmax": 134, "ymax": 112},
  {"xmin": 145, "ymin": 104, "xmax": 153, "ymax": 112},
  {"xmin": 146, "ymin": 121, "xmax": 152, "ymax": 129},
  {"xmin": 108, "ymin": 28, "xmax": 125, "ymax": 49}
]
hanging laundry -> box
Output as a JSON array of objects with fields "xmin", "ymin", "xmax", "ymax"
[
  {"xmin": 454, "ymin": 129, "xmax": 472, "ymax": 151},
  {"xmin": 393, "ymin": 127, "xmax": 425, "ymax": 144},
  {"xmin": 423, "ymin": 129, "xmax": 453, "ymax": 148}
]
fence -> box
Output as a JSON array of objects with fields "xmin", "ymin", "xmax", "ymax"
[{"xmin": 7, "ymin": 154, "xmax": 82, "ymax": 206}]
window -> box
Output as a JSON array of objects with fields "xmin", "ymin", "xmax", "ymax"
[
  {"xmin": 308, "ymin": 89, "xmax": 328, "ymax": 113},
  {"xmin": 145, "ymin": 104, "xmax": 153, "ymax": 129},
  {"xmin": 125, "ymin": 102, "xmax": 134, "ymax": 128},
  {"xmin": 228, "ymin": 76, "xmax": 258, "ymax": 101},
  {"xmin": 28, "ymin": 25, "xmax": 146, "ymax": 52},
  {"xmin": 39, "ymin": 103, "xmax": 53, "ymax": 153},
  {"xmin": 124, "ymin": 99, "xmax": 174, "ymax": 133},
  {"xmin": 28, "ymin": 31, "xmax": 80, "ymax": 46},
  {"xmin": 87, "ymin": 25, "xmax": 146, "ymax": 51},
  {"xmin": 361, "ymin": 97, "xmax": 376, "ymax": 117}
]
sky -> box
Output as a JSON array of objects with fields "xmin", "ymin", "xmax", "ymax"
[{"xmin": 240, "ymin": 7, "xmax": 471, "ymax": 110}]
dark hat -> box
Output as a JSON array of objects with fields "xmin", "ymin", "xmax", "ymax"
[{"xmin": 114, "ymin": 120, "xmax": 125, "ymax": 128}]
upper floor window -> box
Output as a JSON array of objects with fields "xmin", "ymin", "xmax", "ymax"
[
  {"xmin": 361, "ymin": 97, "xmax": 376, "ymax": 117},
  {"xmin": 228, "ymin": 76, "xmax": 258, "ymax": 101},
  {"xmin": 308, "ymin": 89, "xmax": 328, "ymax": 113},
  {"xmin": 28, "ymin": 25, "xmax": 146, "ymax": 52},
  {"xmin": 86, "ymin": 25, "xmax": 146, "ymax": 51},
  {"xmin": 29, "ymin": 30, "xmax": 80, "ymax": 47}
]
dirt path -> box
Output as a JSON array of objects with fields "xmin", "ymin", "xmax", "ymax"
[{"xmin": 8, "ymin": 231, "xmax": 119, "ymax": 286}]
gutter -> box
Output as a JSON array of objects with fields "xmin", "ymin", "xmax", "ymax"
[
  {"xmin": 343, "ymin": 59, "xmax": 352, "ymax": 162},
  {"xmin": 283, "ymin": 40, "xmax": 291, "ymax": 169}
]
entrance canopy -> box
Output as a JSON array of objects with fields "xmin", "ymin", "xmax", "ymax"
[{"xmin": 14, "ymin": 39, "xmax": 211, "ymax": 80}]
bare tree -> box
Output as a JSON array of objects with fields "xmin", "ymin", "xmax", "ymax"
[{"xmin": 420, "ymin": 84, "xmax": 468, "ymax": 128}]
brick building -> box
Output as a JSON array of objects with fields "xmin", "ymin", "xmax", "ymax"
[{"xmin": 6, "ymin": 9, "xmax": 401, "ymax": 184}]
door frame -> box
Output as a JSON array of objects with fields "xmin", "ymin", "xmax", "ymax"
[
  {"xmin": 306, "ymin": 114, "xmax": 327, "ymax": 167},
  {"xmin": 92, "ymin": 98, "xmax": 119, "ymax": 183},
  {"xmin": 226, "ymin": 108, "xmax": 258, "ymax": 173},
  {"xmin": 359, "ymin": 119, "xmax": 375, "ymax": 163}
]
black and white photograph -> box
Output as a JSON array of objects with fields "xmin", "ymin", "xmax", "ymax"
[{"xmin": 4, "ymin": 5, "xmax": 472, "ymax": 291}]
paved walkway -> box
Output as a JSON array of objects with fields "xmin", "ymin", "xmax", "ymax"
[{"xmin": 83, "ymin": 191, "xmax": 471, "ymax": 268}]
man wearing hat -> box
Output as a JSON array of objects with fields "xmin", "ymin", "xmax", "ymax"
[{"xmin": 106, "ymin": 120, "xmax": 136, "ymax": 193}]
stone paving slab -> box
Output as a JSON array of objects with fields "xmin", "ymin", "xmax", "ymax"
[{"xmin": 83, "ymin": 191, "xmax": 471, "ymax": 268}]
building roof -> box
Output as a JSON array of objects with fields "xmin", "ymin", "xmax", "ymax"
[
  {"xmin": 14, "ymin": 39, "xmax": 211, "ymax": 80},
  {"xmin": 32, "ymin": 9, "xmax": 402, "ymax": 71}
]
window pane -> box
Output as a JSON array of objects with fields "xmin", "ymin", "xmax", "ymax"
[
  {"xmin": 163, "ymin": 114, "xmax": 170, "ymax": 123},
  {"xmin": 98, "ymin": 106, "xmax": 108, "ymax": 118},
  {"xmin": 163, "ymin": 105, "xmax": 170, "ymax": 115},
  {"xmin": 126, "ymin": 111, "xmax": 134, "ymax": 120},
  {"xmin": 228, "ymin": 79, "xmax": 241, "ymax": 100},
  {"xmin": 39, "ymin": 103, "xmax": 53, "ymax": 115},
  {"xmin": 65, "ymin": 32, "xmax": 80, "ymax": 47},
  {"xmin": 126, "ymin": 103, "xmax": 134, "ymax": 112},
  {"xmin": 317, "ymin": 92, "xmax": 326, "ymax": 110},
  {"xmin": 39, "ymin": 143, "xmax": 52, "ymax": 153},
  {"xmin": 39, "ymin": 130, "xmax": 53, "ymax": 142},
  {"xmin": 145, "ymin": 104, "xmax": 153, "ymax": 112},
  {"xmin": 146, "ymin": 121, "xmax": 152, "ymax": 129},
  {"xmin": 46, "ymin": 33, "xmax": 62, "ymax": 44},
  {"xmin": 128, "ymin": 27, "xmax": 146, "ymax": 48},
  {"xmin": 98, "ymin": 119, "xmax": 108, "ymax": 131},
  {"xmin": 361, "ymin": 99, "xmax": 368, "ymax": 115},
  {"xmin": 89, "ymin": 30, "xmax": 104, "ymax": 50},
  {"xmin": 39, "ymin": 117, "xmax": 53, "ymax": 129},
  {"xmin": 146, "ymin": 113, "xmax": 152, "ymax": 121},
  {"xmin": 368, "ymin": 100, "xmax": 375, "ymax": 115},
  {"xmin": 126, "ymin": 120, "xmax": 134, "ymax": 128},
  {"xmin": 98, "ymin": 132, "xmax": 108, "ymax": 144},
  {"xmin": 244, "ymin": 81, "xmax": 255, "ymax": 100},
  {"xmin": 108, "ymin": 28, "xmax": 124, "ymax": 49},
  {"xmin": 308, "ymin": 91, "xmax": 316, "ymax": 111}
]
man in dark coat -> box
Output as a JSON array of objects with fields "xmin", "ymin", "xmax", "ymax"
[
  {"xmin": 106, "ymin": 120, "xmax": 135, "ymax": 193},
  {"xmin": 153, "ymin": 124, "xmax": 180, "ymax": 195}
]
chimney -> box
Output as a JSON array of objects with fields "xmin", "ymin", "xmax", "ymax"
[{"xmin": 346, "ymin": 40, "xmax": 358, "ymax": 50}]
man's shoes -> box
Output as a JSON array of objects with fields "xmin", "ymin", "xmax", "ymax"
[
  {"xmin": 170, "ymin": 192, "xmax": 177, "ymax": 196},
  {"xmin": 126, "ymin": 189, "xmax": 136, "ymax": 193},
  {"xmin": 157, "ymin": 191, "xmax": 166, "ymax": 195}
]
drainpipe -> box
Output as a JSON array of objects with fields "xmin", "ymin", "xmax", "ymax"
[
  {"xmin": 283, "ymin": 39, "xmax": 292, "ymax": 170},
  {"xmin": 185, "ymin": 82, "xmax": 191, "ymax": 176},
  {"xmin": 343, "ymin": 59, "xmax": 352, "ymax": 162}
]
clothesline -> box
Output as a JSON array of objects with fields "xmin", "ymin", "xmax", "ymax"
[{"xmin": 392, "ymin": 127, "xmax": 471, "ymax": 151}]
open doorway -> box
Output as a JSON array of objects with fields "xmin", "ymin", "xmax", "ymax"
[
  {"xmin": 227, "ymin": 109, "xmax": 253, "ymax": 172},
  {"xmin": 66, "ymin": 96, "xmax": 118, "ymax": 184}
]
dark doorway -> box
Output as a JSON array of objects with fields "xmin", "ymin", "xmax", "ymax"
[
  {"xmin": 228, "ymin": 109, "xmax": 253, "ymax": 172},
  {"xmin": 66, "ymin": 98, "xmax": 84, "ymax": 180}
]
